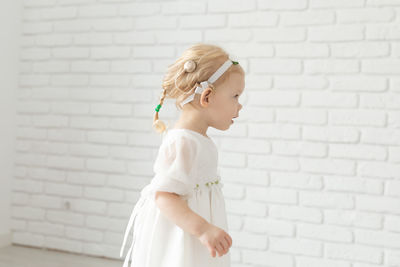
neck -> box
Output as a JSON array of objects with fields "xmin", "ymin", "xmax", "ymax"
[{"xmin": 173, "ymin": 105, "xmax": 209, "ymax": 137}]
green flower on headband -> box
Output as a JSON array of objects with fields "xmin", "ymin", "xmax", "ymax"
[{"xmin": 232, "ymin": 60, "xmax": 239, "ymax": 65}]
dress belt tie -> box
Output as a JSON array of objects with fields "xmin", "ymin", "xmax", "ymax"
[{"xmin": 120, "ymin": 196, "xmax": 147, "ymax": 267}]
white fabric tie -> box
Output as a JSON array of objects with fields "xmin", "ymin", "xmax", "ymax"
[{"xmin": 180, "ymin": 59, "xmax": 234, "ymax": 108}]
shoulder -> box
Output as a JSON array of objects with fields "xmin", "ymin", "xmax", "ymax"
[{"xmin": 162, "ymin": 129, "xmax": 199, "ymax": 148}]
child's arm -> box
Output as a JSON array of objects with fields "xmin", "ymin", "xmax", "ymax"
[
  {"xmin": 155, "ymin": 191, "xmax": 209, "ymax": 238},
  {"xmin": 155, "ymin": 191, "xmax": 232, "ymax": 257}
]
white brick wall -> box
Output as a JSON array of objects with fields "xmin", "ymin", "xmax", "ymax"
[{"xmin": 13, "ymin": 0, "xmax": 400, "ymax": 265}]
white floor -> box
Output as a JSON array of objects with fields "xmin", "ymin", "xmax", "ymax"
[{"xmin": 0, "ymin": 245, "xmax": 122, "ymax": 267}]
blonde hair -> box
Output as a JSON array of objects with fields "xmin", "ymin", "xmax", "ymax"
[{"xmin": 152, "ymin": 43, "xmax": 244, "ymax": 134}]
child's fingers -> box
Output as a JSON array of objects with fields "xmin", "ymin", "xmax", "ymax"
[
  {"xmin": 225, "ymin": 235, "xmax": 232, "ymax": 248},
  {"xmin": 215, "ymin": 243, "xmax": 225, "ymax": 256}
]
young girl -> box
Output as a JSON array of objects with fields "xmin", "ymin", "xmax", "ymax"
[{"xmin": 119, "ymin": 43, "xmax": 245, "ymax": 267}]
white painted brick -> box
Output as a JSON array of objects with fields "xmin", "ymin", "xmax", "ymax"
[
  {"xmin": 228, "ymin": 12, "xmax": 278, "ymax": 27},
  {"xmin": 330, "ymin": 76, "xmax": 387, "ymax": 92},
  {"xmin": 91, "ymin": 47, "xmax": 130, "ymax": 59},
  {"xmin": 78, "ymin": 5, "xmax": 117, "ymax": 17},
  {"xmin": 220, "ymin": 151, "xmax": 246, "ymax": 168},
  {"xmin": 269, "ymin": 205, "xmax": 322, "ymax": 223},
  {"xmin": 337, "ymin": 8, "xmax": 394, "ymax": 23},
  {"xmin": 389, "ymin": 146, "xmax": 400, "ymax": 162},
  {"xmin": 271, "ymin": 173, "xmax": 322, "ymax": 190},
  {"xmin": 327, "ymin": 243, "xmax": 383, "ymax": 263},
  {"xmin": 300, "ymin": 158, "xmax": 355, "ymax": 175},
  {"xmin": 367, "ymin": 0, "xmax": 400, "ymax": 5},
  {"xmin": 51, "ymin": 74, "xmax": 89, "ymax": 86},
  {"xmin": 258, "ymin": 0, "xmax": 307, "ymax": 10},
  {"xmin": 73, "ymin": 32, "xmax": 113, "ymax": 45},
  {"xmin": 52, "ymin": 47, "xmax": 89, "ymax": 59},
  {"xmin": 12, "ymin": 192, "xmax": 30, "ymax": 205},
  {"xmin": 251, "ymin": 59, "xmax": 302, "ymax": 74},
  {"xmin": 37, "ymin": 34, "xmax": 72, "ymax": 46},
  {"xmin": 54, "ymin": 20, "xmax": 92, "ymax": 32},
  {"xmin": 17, "ymin": 101, "xmax": 50, "ymax": 113},
  {"xmin": 278, "ymin": 108, "xmax": 327, "ymax": 125},
  {"xmin": 21, "ymin": 48, "xmax": 51, "ymax": 60},
  {"xmin": 310, "ymin": 0, "xmax": 364, "ymax": 8},
  {"xmin": 387, "ymin": 249, "xmax": 400, "ymax": 267},
  {"xmin": 52, "ymin": 102, "xmax": 90, "ymax": 115},
  {"xmin": 361, "ymin": 161, "xmax": 400, "ymax": 180},
  {"xmin": 331, "ymin": 42, "xmax": 390, "ymax": 58},
  {"xmin": 23, "ymin": 21, "xmax": 52, "ymax": 34},
  {"xmin": 23, "ymin": 0, "xmax": 56, "ymax": 7},
  {"xmin": 281, "ymin": 10, "xmax": 334, "ymax": 26},
  {"xmin": 254, "ymin": 28, "xmax": 305, "ymax": 42},
  {"xmin": 67, "ymin": 171, "xmax": 107, "ymax": 186},
  {"xmin": 361, "ymin": 128, "xmax": 400, "ymax": 146},
  {"xmin": 26, "ymin": 167, "xmax": 64, "ymax": 183},
  {"xmin": 161, "ymin": 2, "xmax": 206, "ymax": 15},
  {"xmin": 362, "ymin": 59, "xmax": 400, "ymax": 74},
  {"xmin": 118, "ymin": 3, "xmax": 159, "ymax": 16},
  {"xmin": 11, "ymin": 219, "xmax": 27, "ymax": 231},
  {"xmin": 84, "ymin": 186, "xmax": 124, "ymax": 201},
  {"xmin": 180, "ymin": 14, "xmax": 225, "ymax": 28},
  {"xmin": 247, "ymin": 186, "xmax": 297, "ymax": 204},
  {"xmin": 300, "ymin": 191, "xmax": 354, "ymax": 209},
  {"xmin": 16, "ymin": 127, "xmax": 47, "ymax": 140},
  {"xmin": 222, "ymin": 183, "xmax": 245, "ymax": 199},
  {"xmin": 40, "ymin": 6, "xmax": 77, "ymax": 20},
  {"xmin": 33, "ymin": 61, "xmax": 69, "ymax": 73},
  {"xmin": 273, "ymin": 140, "xmax": 326, "ymax": 157},
  {"xmin": 242, "ymin": 250, "xmax": 293, "ymax": 266},
  {"xmin": 69, "ymin": 143, "xmax": 108, "ymax": 157},
  {"xmin": 366, "ymin": 24, "xmax": 400, "ymax": 40},
  {"xmin": 309, "ymin": 25, "xmax": 364, "ymax": 41},
  {"xmin": 71, "ymin": 61, "xmax": 109, "ymax": 73},
  {"xmin": 28, "ymin": 221, "xmax": 64, "ymax": 236},
  {"xmin": 45, "ymin": 182, "xmax": 83, "ymax": 197},
  {"xmin": 12, "ymin": 206, "xmax": 45, "ymax": 220},
  {"xmin": 248, "ymin": 154, "xmax": 299, "ymax": 171},
  {"xmin": 270, "ymin": 237, "xmax": 322, "ymax": 256},
  {"xmin": 249, "ymin": 123, "xmax": 301, "ymax": 139},
  {"xmin": 13, "ymin": 232, "xmax": 44, "ymax": 247},
  {"xmin": 46, "ymin": 155, "xmax": 85, "ymax": 170},
  {"xmin": 360, "ymin": 93, "xmax": 400, "ymax": 109},
  {"xmin": 132, "ymin": 46, "xmax": 174, "ymax": 58},
  {"xmin": 156, "ymin": 30, "xmax": 202, "ymax": 44},
  {"xmin": 13, "ymin": 178, "xmax": 43, "ymax": 193},
  {"xmin": 226, "ymin": 199, "xmax": 267, "ymax": 216},
  {"xmin": 304, "ymin": 124, "xmax": 359, "ymax": 143},
  {"xmin": 329, "ymin": 110, "xmax": 386, "ymax": 127},
  {"xmin": 275, "ymin": 76, "xmax": 327, "ymax": 90},
  {"xmin": 111, "ymin": 60, "xmax": 151, "ymax": 73},
  {"xmin": 91, "ymin": 18, "xmax": 133, "ymax": 31},
  {"xmin": 107, "ymin": 202, "xmax": 133, "ymax": 217},
  {"xmin": 357, "ymin": 195, "xmax": 400, "ymax": 214},
  {"xmin": 303, "ymin": 92, "xmax": 357, "ymax": 108},
  {"xmin": 276, "ymin": 43, "xmax": 329, "ymax": 58},
  {"xmin": 209, "ymin": 0, "xmax": 256, "ymax": 12},
  {"xmin": 48, "ymin": 129, "xmax": 85, "ymax": 142},
  {"xmin": 205, "ymin": 29, "xmax": 253, "ymax": 42},
  {"xmin": 45, "ymin": 236, "xmax": 83, "ymax": 253},
  {"xmin": 86, "ymin": 159, "xmax": 126, "ymax": 174},
  {"xmin": 46, "ymin": 210, "xmax": 85, "ymax": 226},
  {"xmin": 325, "ymin": 209, "xmax": 382, "ymax": 229},
  {"xmin": 90, "ymin": 74, "xmax": 131, "ymax": 86},
  {"xmin": 329, "ymin": 144, "xmax": 386, "ymax": 161},
  {"xmin": 31, "ymin": 194, "xmax": 62, "ymax": 209},
  {"xmin": 114, "ymin": 32, "xmax": 154, "ymax": 45},
  {"xmin": 248, "ymin": 91, "xmax": 299, "ymax": 106},
  {"xmin": 58, "ymin": 0, "xmax": 95, "ymax": 5},
  {"xmin": 385, "ymin": 215, "xmax": 400, "ymax": 232},
  {"xmin": 231, "ymin": 231, "xmax": 267, "ymax": 249},
  {"xmin": 244, "ymin": 217, "xmax": 293, "ymax": 235},
  {"xmin": 305, "ymin": 59, "xmax": 359, "ymax": 74},
  {"xmin": 70, "ymin": 116, "xmax": 109, "ymax": 129}
]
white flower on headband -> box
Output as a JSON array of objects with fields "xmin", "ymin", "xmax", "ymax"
[{"xmin": 184, "ymin": 60, "xmax": 196, "ymax": 73}]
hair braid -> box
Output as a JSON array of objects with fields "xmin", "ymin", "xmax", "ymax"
[{"xmin": 152, "ymin": 88, "xmax": 168, "ymax": 134}]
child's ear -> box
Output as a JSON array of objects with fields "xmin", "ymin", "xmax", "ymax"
[{"xmin": 199, "ymin": 88, "xmax": 214, "ymax": 107}]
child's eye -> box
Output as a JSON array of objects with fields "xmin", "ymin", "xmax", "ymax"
[{"xmin": 234, "ymin": 94, "xmax": 239, "ymax": 98}]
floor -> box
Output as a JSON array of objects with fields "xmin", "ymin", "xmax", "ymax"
[{"xmin": 0, "ymin": 245, "xmax": 122, "ymax": 267}]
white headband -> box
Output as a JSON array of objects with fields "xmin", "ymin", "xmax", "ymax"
[{"xmin": 180, "ymin": 59, "xmax": 238, "ymax": 108}]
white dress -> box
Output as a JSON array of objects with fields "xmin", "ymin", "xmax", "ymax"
[{"xmin": 120, "ymin": 128, "xmax": 230, "ymax": 267}]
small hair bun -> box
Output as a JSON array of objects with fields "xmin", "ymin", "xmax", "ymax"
[{"xmin": 184, "ymin": 60, "xmax": 196, "ymax": 73}]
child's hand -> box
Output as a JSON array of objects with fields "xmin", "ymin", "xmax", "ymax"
[{"xmin": 197, "ymin": 223, "xmax": 232, "ymax": 258}]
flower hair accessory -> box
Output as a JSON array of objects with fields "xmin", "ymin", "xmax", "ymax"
[{"xmin": 180, "ymin": 58, "xmax": 239, "ymax": 108}]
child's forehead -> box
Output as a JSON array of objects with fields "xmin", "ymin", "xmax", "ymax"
[{"xmin": 218, "ymin": 73, "xmax": 245, "ymax": 92}]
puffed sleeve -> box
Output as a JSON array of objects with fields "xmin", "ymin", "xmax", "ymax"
[{"xmin": 151, "ymin": 135, "xmax": 198, "ymax": 198}]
